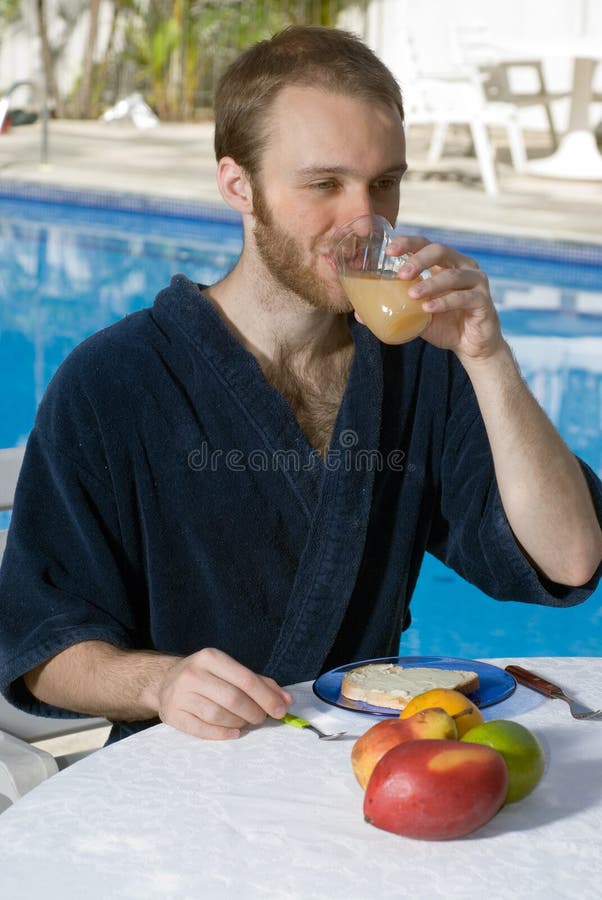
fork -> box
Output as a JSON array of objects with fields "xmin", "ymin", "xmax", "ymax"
[
  {"xmin": 281, "ymin": 712, "xmax": 347, "ymax": 740},
  {"xmin": 505, "ymin": 665, "xmax": 602, "ymax": 720}
]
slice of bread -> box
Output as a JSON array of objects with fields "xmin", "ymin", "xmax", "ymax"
[{"xmin": 340, "ymin": 663, "xmax": 480, "ymax": 710}]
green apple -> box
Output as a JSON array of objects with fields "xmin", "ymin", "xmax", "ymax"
[{"xmin": 461, "ymin": 720, "xmax": 545, "ymax": 804}]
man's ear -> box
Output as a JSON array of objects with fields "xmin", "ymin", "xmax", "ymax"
[{"xmin": 217, "ymin": 157, "xmax": 254, "ymax": 214}]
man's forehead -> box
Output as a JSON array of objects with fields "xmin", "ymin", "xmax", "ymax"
[{"xmin": 260, "ymin": 84, "xmax": 405, "ymax": 169}]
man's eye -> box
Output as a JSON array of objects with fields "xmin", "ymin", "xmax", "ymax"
[
  {"xmin": 372, "ymin": 179, "xmax": 398, "ymax": 191},
  {"xmin": 312, "ymin": 180, "xmax": 336, "ymax": 190}
]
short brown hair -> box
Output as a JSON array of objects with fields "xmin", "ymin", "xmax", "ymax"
[{"xmin": 213, "ymin": 25, "xmax": 404, "ymax": 176}]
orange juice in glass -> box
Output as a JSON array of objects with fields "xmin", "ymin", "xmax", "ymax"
[{"xmin": 334, "ymin": 215, "xmax": 431, "ymax": 345}]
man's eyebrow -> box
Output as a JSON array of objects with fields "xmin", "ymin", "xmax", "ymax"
[{"xmin": 293, "ymin": 163, "xmax": 408, "ymax": 179}]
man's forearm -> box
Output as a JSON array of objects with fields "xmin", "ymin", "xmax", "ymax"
[
  {"xmin": 23, "ymin": 640, "xmax": 182, "ymax": 721},
  {"xmin": 23, "ymin": 641, "xmax": 293, "ymax": 741},
  {"xmin": 463, "ymin": 341, "xmax": 602, "ymax": 586}
]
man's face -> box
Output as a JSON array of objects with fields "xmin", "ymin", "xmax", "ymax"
[{"xmin": 248, "ymin": 85, "xmax": 407, "ymax": 313}]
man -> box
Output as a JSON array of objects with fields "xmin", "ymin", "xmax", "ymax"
[{"xmin": 1, "ymin": 27, "xmax": 601, "ymax": 744}]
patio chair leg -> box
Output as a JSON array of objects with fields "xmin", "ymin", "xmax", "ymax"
[
  {"xmin": 507, "ymin": 118, "xmax": 527, "ymax": 172},
  {"xmin": 544, "ymin": 102, "xmax": 559, "ymax": 150},
  {"xmin": 427, "ymin": 122, "xmax": 448, "ymax": 164},
  {"xmin": 469, "ymin": 120, "xmax": 498, "ymax": 195}
]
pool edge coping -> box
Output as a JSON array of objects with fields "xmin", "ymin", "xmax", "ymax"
[{"xmin": 2, "ymin": 179, "xmax": 602, "ymax": 266}]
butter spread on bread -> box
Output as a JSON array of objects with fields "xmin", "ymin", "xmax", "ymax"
[{"xmin": 340, "ymin": 663, "xmax": 479, "ymax": 710}]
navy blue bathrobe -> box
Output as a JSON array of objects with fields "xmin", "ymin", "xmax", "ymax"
[{"xmin": 1, "ymin": 275, "xmax": 601, "ymax": 742}]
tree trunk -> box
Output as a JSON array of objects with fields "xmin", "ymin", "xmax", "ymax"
[
  {"xmin": 95, "ymin": 3, "xmax": 122, "ymax": 110},
  {"xmin": 35, "ymin": 0, "xmax": 63, "ymax": 117},
  {"xmin": 77, "ymin": 0, "xmax": 102, "ymax": 118}
]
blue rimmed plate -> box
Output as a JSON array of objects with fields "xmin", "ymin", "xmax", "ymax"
[{"xmin": 313, "ymin": 655, "xmax": 516, "ymax": 716}]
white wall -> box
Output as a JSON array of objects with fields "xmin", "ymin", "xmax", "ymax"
[{"xmin": 366, "ymin": 0, "xmax": 602, "ymax": 131}]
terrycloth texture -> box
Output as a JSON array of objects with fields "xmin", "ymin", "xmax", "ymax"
[{"xmin": 1, "ymin": 275, "xmax": 601, "ymax": 743}]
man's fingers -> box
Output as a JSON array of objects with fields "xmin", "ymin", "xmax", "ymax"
[
  {"xmin": 178, "ymin": 647, "xmax": 291, "ymax": 719},
  {"xmin": 195, "ymin": 648, "xmax": 290, "ymax": 718},
  {"xmin": 157, "ymin": 648, "xmax": 293, "ymax": 740},
  {"xmin": 387, "ymin": 237, "xmax": 480, "ymax": 280},
  {"xmin": 180, "ymin": 671, "xmax": 268, "ymax": 726},
  {"xmin": 409, "ymin": 267, "xmax": 490, "ymax": 313},
  {"xmin": 386, "ymin": 235, "xmax": 429, "ymax": 255},
  {"xmin": 169, "ymin": 708, "xmax": 242, "ymax": 741},
  {"xmin": 259, "ymin": 674, "xmax": 293, "ymax": 707}
]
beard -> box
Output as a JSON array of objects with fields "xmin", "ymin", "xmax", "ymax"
[{"xmin": 251, "ymin": 181, "xmax": 351, "ymax": 314}]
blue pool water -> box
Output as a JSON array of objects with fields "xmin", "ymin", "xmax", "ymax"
[{"xmin": 1, "ymin": 191, "xmax": 601, "ymax": 657}]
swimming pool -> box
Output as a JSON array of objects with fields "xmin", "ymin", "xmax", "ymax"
[{"xmin": 1, "ymin": 188, "xmax": 601, "ymax": 657}]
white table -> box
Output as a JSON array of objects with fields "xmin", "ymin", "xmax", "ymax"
[
  {"xmin": 499, "ymin": 38, "xmax": 602, "ymax": 179},
  {"xmin": 1, "ymin": 657, "xmax": 601, "ymax": 899}
]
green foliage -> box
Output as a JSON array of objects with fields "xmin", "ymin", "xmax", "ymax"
[
  {"xmin": 0, "ymin": 0, "xmax": 23, "ymax": 45},
  {"xmin": 119, "ymin": 0, "xmax": 365, "ymax": 119},
  {"xmin": 3, "ymin": 0, "xmax": 366, "ymax": 120},
  {"xmin": 0, "ymin": 0, "xmax": 20, "ymax": 23}
]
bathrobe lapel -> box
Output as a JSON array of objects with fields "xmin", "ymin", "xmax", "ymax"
[
  {"xmin": 265, "ymin": 324, "xmax": 384, "ymax": 684},
  {"xmin": 159, "ymin": 278, "xmax": 384, "ymax": 682}
]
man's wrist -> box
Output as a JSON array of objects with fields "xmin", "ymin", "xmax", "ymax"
[
  {"xmin": 457, "ymin": 338, "xmax": 519, "ymax": 387},
  {"xmin": 136, "ymin": 652, "xmax": 183, "ymax": 718}
]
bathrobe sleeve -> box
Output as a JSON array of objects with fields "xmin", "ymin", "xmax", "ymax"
[
  {"xmin": 0, "ymin": 388, "xmax": 139, "ymax": 720},
  {"xmin": 427, "ymin": 369, "xmax": 602, "ymax": 606}
]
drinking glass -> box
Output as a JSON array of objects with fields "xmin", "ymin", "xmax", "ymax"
[{"xmin": 333, "ymin": 215, "xmax": 431, "ymax": 344}]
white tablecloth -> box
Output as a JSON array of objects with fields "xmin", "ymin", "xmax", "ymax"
[{"xmin": 0, "ymin": 657, "xmax": 601, "ymax": 900}]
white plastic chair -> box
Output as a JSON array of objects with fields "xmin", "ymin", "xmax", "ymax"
[
  {"xmin": 399, "ymin": 31, "xmax": 527, "ymax": 196},
  {"xmin": 0, "ymin": 446, "xmax": 25, "ymax": 511},
  {"xmin": 0, "ymin": 730, "xmax": 58, "ymax": 813},
  {"xmin": 452, "ymin": 22, "xmax": 570, "ymax": 150},
  {"xmin": 405, "ymin": 70, "xmax": 527, "ymax": 196}
]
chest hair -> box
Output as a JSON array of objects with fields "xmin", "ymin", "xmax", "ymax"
[{"xmin": 263, "ymin": 342, "xmax": 354, "ymax": 457}]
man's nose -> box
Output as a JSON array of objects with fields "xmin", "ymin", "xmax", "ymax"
[{"xmin": 340, "ymin": 190, "xmax": 374, "ymax": 229}]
